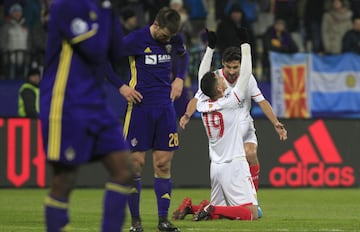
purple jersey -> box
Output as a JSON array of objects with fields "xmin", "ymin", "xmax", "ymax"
[
  {"xmin": 40, "ymin": 0, "xmax": 127, "ymax": 164},
  {"xmin": 122, "ymin": 26, "xmax": 187, "ymax": 106},
  {"xmin": 122, "ymin": 26, "xmax": 188, "ymax": 151}
]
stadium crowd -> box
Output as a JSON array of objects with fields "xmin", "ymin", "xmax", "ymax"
[{"xmin": 0, "ymin": 0, "xmax": 359, "ymax": 81}]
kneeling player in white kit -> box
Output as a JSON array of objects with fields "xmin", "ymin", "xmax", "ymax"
[{"xmin": 195, "ymin": 39, "xmax": 257, "ymax": 221}]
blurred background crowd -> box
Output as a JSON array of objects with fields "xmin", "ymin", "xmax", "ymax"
[{"xmin": 0, "ymin": 0, "xmax": 359, "ymax": 82}]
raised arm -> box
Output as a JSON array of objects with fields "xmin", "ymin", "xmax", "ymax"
[
  {"xmin": 198, "ymin": 30, "xmax": 217, "ymax": 87},
  {"xmin": 234, "ymin": 43, "xmax": 252, "ymax": 95},
  {"xmin": 198, "ymin": 47, "xmax": 214, "ymax": 87}
]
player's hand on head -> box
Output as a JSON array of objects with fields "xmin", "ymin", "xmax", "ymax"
[
  {"xmin": 237, "ymin": 27, "xmax": 250, "ymax": 44},
  {"xmin": 119, "ymin": 85, "xmax": 143, "ymax": 103},
  {"xmin": 206, "ymin": 28, "xmax": 217, "ymax": 49}
]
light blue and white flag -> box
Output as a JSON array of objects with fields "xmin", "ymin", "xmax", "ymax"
[{"xmin": 310, "ymin": 53, "xmax": 360, "ymax": 113}]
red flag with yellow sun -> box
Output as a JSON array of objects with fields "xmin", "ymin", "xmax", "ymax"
[
  {"xmin": 270, "ymin": 52, "xmax": 311, "ymax": 118},
  {"xmin": 282, "ymin": 65, "xmax": 310, "ymax": 118}
]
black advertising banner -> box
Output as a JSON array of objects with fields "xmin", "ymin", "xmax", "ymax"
[{"xmin": 0, "ymin": 118, "xmax": 359, "ymax": 188}]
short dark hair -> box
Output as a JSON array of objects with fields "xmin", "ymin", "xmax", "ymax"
[
  {"xmin": 352, "ymin": 14, "xmax": 360, "ymax": 22},
  {"xmin": 222, "ymin": 46, "xmax": 241, "ymax": 63},
  {"xmin": 200, "ymin": 72, "xmax": 217, "ymax": 99},
  {"xmin": 229, "ymin": 3, "xmax": 243, "ymax": 15},
  {"xmin": 121, "ymin": 9, "xmax": 136, "ymax": 21},
  {"xmin": 27, "ymin": 68, "xmax": 40, "ymax": 78},
  {"xmin": 155, "ymin": 7, "xmax": 180, "ymax": 34}
]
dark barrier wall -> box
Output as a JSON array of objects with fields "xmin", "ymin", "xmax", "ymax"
[{"xmin": 1, "ymin": 118, "xmax": 359, "ymax": 188}]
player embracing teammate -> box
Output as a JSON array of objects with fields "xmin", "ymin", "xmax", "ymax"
[{"xmin": 173, "ymin": 29, "xmax": 287, "ymax": 221}]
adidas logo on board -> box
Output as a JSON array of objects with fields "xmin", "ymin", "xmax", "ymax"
[{"xmin": 269, "ymin": 120, "xmax": 355, "ymax": 187}]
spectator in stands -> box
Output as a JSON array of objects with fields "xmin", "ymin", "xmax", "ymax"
[
  {"xmin": 349, "ymin": 0, "xmax": 360, "ymax": 16},
  {"xmin": 169, "ymin": 0, "xmax": 193, "ymax": 48},
  {"xmin": 0, "ymin": 2, "xmax": 4, "ymax": 25},
  {"xmin": 117, "ymin": 9, "xmax": 139, "ymax": 82},
  {"xmin": 304, "ymin": 0, "xmax": 325, "ymax": 53},
  {"xmin": 30, "ymin": 7, "xmax": 48, "ymax": 69},
  {"xmin": 342, "ymin": 14, "xmax": 360, "ymax": 54},
  {"xmin": 224, "ymin": 0, "xmax": 259, "ymax": 30},
  {"xmin": 117, "ymin": 0, "xmax": 147, "ymax": 27},
  {"xmin": 270, "ymin": 0, "xmax": 299, "ymax": 33},
  {"xmin": 262, "ymin": 18, "xmax": 298, "ymax": 80},
  {"xmin": 322, "ymin": 0, "xmax": 352, "ymax": 54},
  {"xmin": 0, "ymin": 3, "xmax": 30, "ymax": 79},
  {"xmin": 169, "ymin": 0, "xmax": 193, "ymax": 117},
  {"xmin": 121, "ymin": 8, "xmax": 139, "ymax": 36},
  {"xmin": 216, "ymin": 3, "xmax": 255, "ymax": 57},
  {"xmin": 23, "ymin": 0, "xmax": 41, "ymax": 31},
  {"xmin": 214, "ymin": 1, "xmax": 228, "ymax": 22},
  {"xmin": 184, "ymin": 0, "xmax": 207, "ymax": 41},
  {"xmin": 2, "ymin": 0, "xmax": 25, "ymax": 18},
  {"xmin": 18, "ymin": 67, "xmax": 40, "ymax": 118}
]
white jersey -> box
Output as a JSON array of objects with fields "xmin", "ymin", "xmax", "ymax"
[
  {"xmin": 197, "ymin": 44, "xmax": 252, "ymax": 163},
  {"xmin": 195, "ymin": 47, "xmax": 265, "ymax": 123},
  {"xmin": 197, "ymin": 88, "xmax": 248, "ymax": 163}
]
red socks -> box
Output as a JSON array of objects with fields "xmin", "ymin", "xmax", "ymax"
[
  {"xmin": 250, "ymin": 164, "xmax": 260, "ymax": 192},
  {"xmin": 191, "ymin": 202, "xmax": 253, "ymax": 221},
  {"xmin": 213, "ymin": 205, "xmax": 252, "ymax": 220}
]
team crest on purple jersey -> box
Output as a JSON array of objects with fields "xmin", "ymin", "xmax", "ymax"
[
  {"xmin": 131, "ymin": 138, "xmax": 138, "ymax": 147},
  {"xmin": 65, "ymin": 147, "xmax": 76, "ymax": 161},
  {"xmin": 165, "ymin": 44, "xmax": 172, "ymax": 53}
]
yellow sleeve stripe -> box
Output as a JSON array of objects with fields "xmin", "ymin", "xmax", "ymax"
[
  {"xmin": 123, "ymin": 56, "xmax": 138, "ymax": 138},
  {"xmin": 48, "ymin": 41, "xmax": 72, "ymax": 161},
  {"xmin": 71, "ymin": 29, "xmax": 97, "ymax": 44},
  {"xmin": 128, "ymin": 56, "xmax": 137, "ymax": 88},
  {"xmin": 123, "ymin": 102, "xmax": 133, "ymax": 139},
  {"xmin": 44, "ymin": 196, "xmax": 69, "ymax": 209},
  {"xmin": 105, "ymin": 182, "xmax": 132, "ymax": 194}
]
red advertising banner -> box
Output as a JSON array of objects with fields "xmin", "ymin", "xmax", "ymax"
[{"xmin": 0, "ymin": 118, "xmax": 46, "ymax": 187}]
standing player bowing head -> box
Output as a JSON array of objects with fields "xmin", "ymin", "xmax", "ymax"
[{"xmin": 121, "ymin": 6, "xmax": 189, "ymax": 232}]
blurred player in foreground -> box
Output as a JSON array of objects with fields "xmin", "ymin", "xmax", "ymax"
[
  {"xmin": 121, "ymin": 6, "xmax": 188, "ymax": 232},
  {"xmin": 40, "ymin": 0, "xmax": 142, "ymax": 231}
]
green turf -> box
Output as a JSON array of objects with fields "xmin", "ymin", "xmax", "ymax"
[{"xmin": 0, "ymin": 188, "xmax": 359, "ymax": 231}]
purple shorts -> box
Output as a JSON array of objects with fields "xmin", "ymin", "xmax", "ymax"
[
  {"xmin": 123, "ymin": 103, "xmax": 179, "ymax": 151},
  {"xmin": 41, "ymin": 108, "xmax": 128, "ymax": 165}
]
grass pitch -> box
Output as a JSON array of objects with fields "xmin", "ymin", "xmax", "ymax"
[{"xmin": 0, "ymin": 188, "xmax": 359, "ymax": 231}]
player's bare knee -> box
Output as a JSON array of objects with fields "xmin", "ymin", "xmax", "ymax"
[
  {"xmin": 133, "ymin": 159, "xmax": 145, "ymax": 171},
  {"xmin": 154, "ymin": 161, "xmax": 171, "ymax": 176},
  {"xmin": 50, "ymin": 164, "xmax": 78, "ymax": 198}
]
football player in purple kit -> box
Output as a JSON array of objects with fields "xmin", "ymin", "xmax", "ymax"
[
  {"xmin": 121, "ymin": 7, "xmax": 189, "ymax": 232},
  {"xmin": 40, "ymin": 0, "xmax": 142, "ymax": 231}
]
